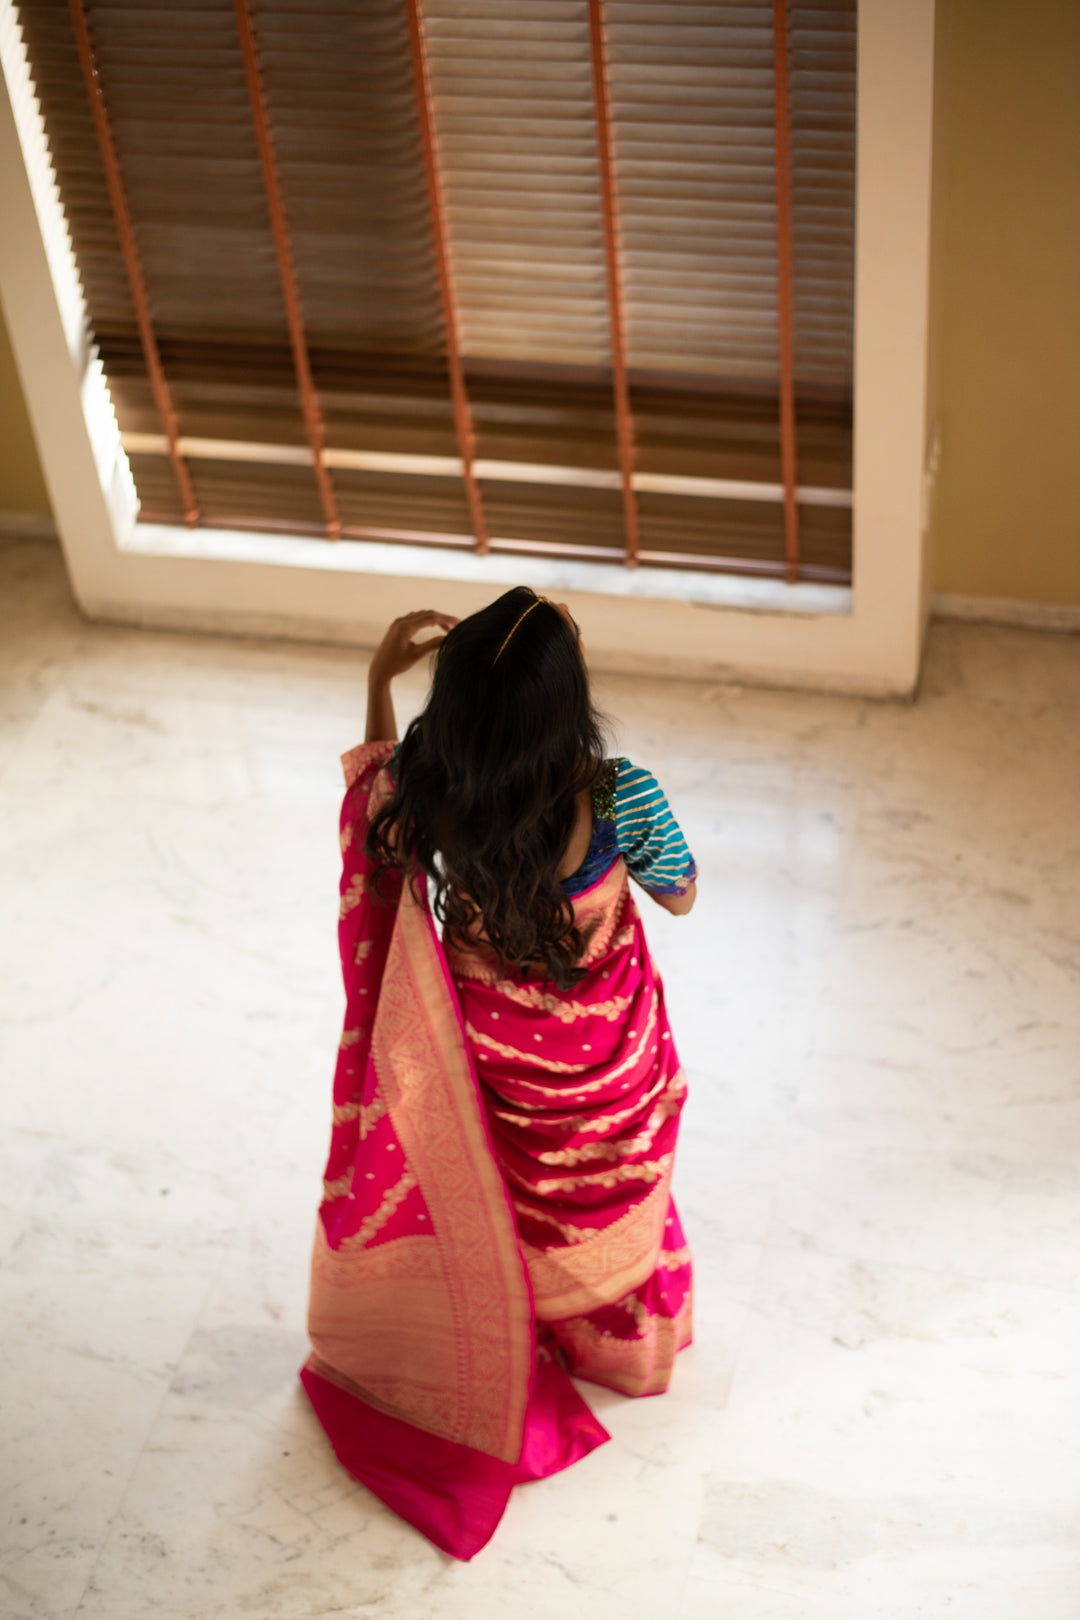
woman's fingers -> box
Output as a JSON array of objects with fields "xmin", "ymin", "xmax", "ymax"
[
  {"xmin": 399, "ymin": 612, "xmax": 457, "ymax": 654},
  {"xmin": 384, "ymin": 613, "xmax": 456, "ymax": 668},
  {"xmin": 406, "ymin": 633, "xmax": 449, "ymax": 658},
  {"xmin": 371, "ymin": 609, "xmax": 458, "ymax": 681},
  {"xmin": 398, "ymin": 609, "xmax": 458, "ymax": 630}
]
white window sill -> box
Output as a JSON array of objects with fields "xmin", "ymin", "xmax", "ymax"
[{"xmin": 124, "ymin": 523, "xmax": 853, "ymax": 619}]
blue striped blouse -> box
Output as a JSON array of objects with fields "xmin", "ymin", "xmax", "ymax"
[{"xmin": 563, "ymin": 758, "xmax": 697, "ymax": 899}]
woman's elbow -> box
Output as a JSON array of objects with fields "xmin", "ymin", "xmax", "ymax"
[{"xmin": 654, "ymin": 881, "xmax": 696, "ymax": 916}]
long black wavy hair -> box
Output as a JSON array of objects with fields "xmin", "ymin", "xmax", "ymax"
[{"xmin": 367, "ymin": 586, "xmax": 607, "ymax": 989}]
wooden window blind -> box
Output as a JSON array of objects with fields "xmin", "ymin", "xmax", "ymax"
[{"xmin": 16, "ymin": 0, "xmax": 855, "ymax": 581}]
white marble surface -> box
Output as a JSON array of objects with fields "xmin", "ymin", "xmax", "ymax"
[{"xmin": 1, "ymin": 533, "xmax": 1078, "ymax": 1618}]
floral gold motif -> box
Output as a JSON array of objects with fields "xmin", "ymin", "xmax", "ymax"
[
  {"xmin": 532, "ymin": 1085, "xmax": 683, "ymax": 1166},
  {"xmin": 331, "ymin": 1092, "xmax": 388, "ymax": 1137},
  {"xmin": 349, "ymin": 1167, "xmax": 418, "ymax": 1248},
  {"xmin": 466, "ymin": 996, "xmax": 658, "ymax": 1090},
  {"xmin": 520, "ymin": 1153, "xmax": 672, "ymax": 1198},
  {"xmin": 491, "ymin": 980, "xmax": 633, "ymax": 1025},
  {"xmin": 339, "ymin": 873, "xmax": 366, "ymax": 917},
  {"xmin": 511, "ymin": 1200, "xmax": 594, "ymax": 1244},
  {"xmin": 322, "ymin": 1172, "xmax": 353, "ymax": 1202}
]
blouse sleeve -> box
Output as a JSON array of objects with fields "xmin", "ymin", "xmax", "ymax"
[{"xmin": 613, "ymin": 759, "xmax": 697, "ymax": 896}]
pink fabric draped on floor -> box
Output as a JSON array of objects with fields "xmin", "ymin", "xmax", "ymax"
[{"xmin": 301, "ymin": 742, "xmax": 693, "ymax": 1559}]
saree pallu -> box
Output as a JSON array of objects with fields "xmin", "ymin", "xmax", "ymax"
[{"xmin": 301, "ymin": 742, "xmax": 693, "ymax": 1560}]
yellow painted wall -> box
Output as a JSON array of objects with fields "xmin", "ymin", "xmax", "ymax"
[
  {"xmin": 931, "ymin": 0, "xmax": 1080, "ymax": 604},
  {"xmin": 0, "ymin": 299, "xmax": 52, "ymax": 516}
]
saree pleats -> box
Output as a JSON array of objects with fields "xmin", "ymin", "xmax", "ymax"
[
  {"xmin": 302, "ymin": 743, "xmax": 692, "ymax": 1559},
  {"xmin": 449, "ymin": 857, "xmax": 693, "ymax": 1397}
]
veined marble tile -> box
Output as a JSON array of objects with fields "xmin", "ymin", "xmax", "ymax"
[
  {"xmin": 2, "ymin": 542, "xmax": 1078, "ymax": 1617},
  {"xmin": 919, "ymin": 621, "xmax": 1080, "ymax": 713},
  {"xmin": 0, "ymin": 538, "xmax": 88, "ymax": 779},
  {"xmin": 681, "ymin": 1244, "xmax": 1080, "ymax": 1617},
  {"xmin": 1, "ymin": 1341, "xmax": 179, "ymax": 1620},
  {"xmin": 0, "ymin": 1229, "xmax": 217, "ymax": 1620},
  {"xmin": 72, "ymin": 1379, "xmax": 722, "ymax": 1620},
  {"xmin": 0, "ymin": 1130, "xmax": 234, "ymax": 1619},
  {"xmin": 764, "ymin": 1132, "xmax": 1080, "ymax": 1292},
  {"xmin": 681, "ymin": 1537, "xmax": 1080, "ymax": 1619}
]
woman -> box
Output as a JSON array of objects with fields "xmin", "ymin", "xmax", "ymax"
[{"xmin": 300, "ymin": 588, "xmax": 697, "ymax": 1560}]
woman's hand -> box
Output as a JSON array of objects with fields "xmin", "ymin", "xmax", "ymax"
[
  {"xmin": 370, "ymin": 610, "xmax": 458, "ymax": 685},
  {"xmin": 366, "ymin": 609, "xmax": 458, "ymax": 742}
]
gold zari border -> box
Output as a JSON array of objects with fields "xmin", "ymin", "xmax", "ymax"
[{"xmin": 554, "ymin": 1287, "xmax": 694, "ymax": 1398}]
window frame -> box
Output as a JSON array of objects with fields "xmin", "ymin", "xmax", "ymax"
[{"xmin": 0, "ymin": 0, "xmax": 940, "ymax": 696}]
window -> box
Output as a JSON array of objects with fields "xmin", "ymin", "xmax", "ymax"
[{"xmin": 18, "ymin": 0, "xmax": 855, "ymax": 580}]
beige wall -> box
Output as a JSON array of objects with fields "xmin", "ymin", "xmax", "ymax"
[
  {"xmin": 0, "ymin": 296, "xmax": 51, "ymax": 515},
  {"xmin": 919, "ymin": 0, "xmax": 952, "ymax": 628},
  {"xmin": 932, "ymin": 0, "xmax": 1080, "ymax": 605}
]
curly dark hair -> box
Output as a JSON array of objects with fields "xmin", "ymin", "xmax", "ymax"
[{"xmin": 366, "ymin": 587, "xmax": 607, "ymax": 989}]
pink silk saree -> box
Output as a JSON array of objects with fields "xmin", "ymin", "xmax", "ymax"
[{"xmin": 301, "ymin": 741, "xmax": 693, "ymax": 1559}]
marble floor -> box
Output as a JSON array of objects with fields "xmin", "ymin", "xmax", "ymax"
[{"xmin": 1, "ymin": 533, "xmax": 1078, "ymax": 1620}]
